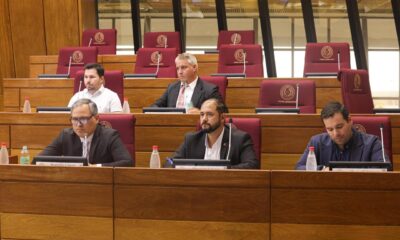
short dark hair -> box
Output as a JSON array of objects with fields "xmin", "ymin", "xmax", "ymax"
[
  {"xmin": 203, "ymin": 98, "xmax": 228, "ymax": 114},
  {"xmin": 84, "ymin": 63, "xmax": 104, "ymax": 77},
  {"xmin": 320, "ymin": 101, "xmax": 349, "ymax": 121}
]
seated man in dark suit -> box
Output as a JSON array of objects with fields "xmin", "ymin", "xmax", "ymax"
[
  {"xmin": 39, "ymin": 98, "xmax": 133, "ymax": 167},
  {"xmin": 296, "ymin": 101, "xmax": 388, "ymax": 170},
  {"xmin": 151, "ymin": 53, "xmax": 224, "ymax": 114},
  {"xmin": 173, "ymin": 98, "xmax": 258, "ymax": 169}
]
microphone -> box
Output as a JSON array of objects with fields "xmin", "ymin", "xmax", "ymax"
[
  {"xmin": 242, "ymin": 50, "xmax": 247, "ymax": 75},
  {"xmin": 225, "ymin": 118, "xmax": 233, "ymax": 161},
  {"xmin": 83, "ymin": 134, "xmax": 89, "ymax": 165},
  {"xmin": 337, "ymin": 50, "xmax": 341, "ymax": 71},
  {"xmin": 88, "ymin": 37, "xmax": 93, "ymax": 47},
  {"xmin": 67, "ymin": 56, "xmax": 73, "ymax": 77},
  {"xmin": 233, "ymin": 33, "xmax": 238, "ymax": 45},
  {"xmin": 155, "ymin": 51, "xmax": 161, "ymax": 76},
  {"xmin": 380, "ymin": 124, "xmax": 387, "ymax": 163},
  {"xmin": 295, "ymin": 83, "xmax": 300, "ymax": 109},
  {"xmin": 164, "ymin": 37, "xmax": 168, "ymax": 48},
  {"xmin": 78, "ymin": 75, "xmax": 84, "ymax": 92}
]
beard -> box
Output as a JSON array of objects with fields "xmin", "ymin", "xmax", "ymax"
[{"xmin": 202, "ymin": 121, "xmax": 221, "ymax": 134}]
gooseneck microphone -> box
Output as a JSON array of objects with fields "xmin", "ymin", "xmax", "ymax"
[
  {"xmin": 155, "ymin": 51, "xmax": 161, "ymax": 76},
  {"xmin": 164, "ymin": 37, "xmax": 168, "ymax": 48},
  {"xmin": 242, "ymin": 50, "xmax": 247, "ymax": 75},
  {"xmin": 66, "ymin": 56, "xmax": 73, "ymax": 77},
  {"xmin": 233, "ymin": 33, "xmax": 238, "ymax": 45},
  {"xmin": 78, "ymin": 75, "xmax": 84, "ymax": 92},
  {"xmin": 337, "ymin": 50, "xmax": 341, "ymax": 71},
  {"xmin": 295, "ymin": 83, "xmax": 300, "ymax": 109},
  {"xmin": 226, "ymin": 118, "xmax": 233, "ymax": 161},
  {"xmin": 380, "ymin": 124, "xmax": 387, "ymax": 163},
  {"xmin": 88, "ymin": 37, "xmax": 93, "ymax": 47}
]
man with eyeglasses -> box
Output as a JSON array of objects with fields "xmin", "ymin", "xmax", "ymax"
[
  {"xmin": 39, "ymin": 98, "xmax": 133, "ymax": 167},
  {"xmin": 172, "ymin": 98, "xmax": 258, "ymax": 169}
]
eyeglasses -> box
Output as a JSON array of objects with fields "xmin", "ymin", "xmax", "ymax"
[{"xmin": 70, "ymin": 115, "xmax": 93, "ymax": 126}]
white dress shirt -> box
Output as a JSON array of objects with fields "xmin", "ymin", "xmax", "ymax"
[
  {"xmin": 176, "ymin": 77, "xmax": 198, "ymax": 108},
  {"xmin": 68, "ymin": 85, "xmax": 122, "ymax": 113},
  {"xmin": 204, "ymin": 128, "xmax": 225, "ymax": 160}
]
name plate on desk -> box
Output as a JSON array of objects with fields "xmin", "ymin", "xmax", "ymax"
[
  {"xmin": 172, "ymin": 159, "xmax": 231, "ymax": 169},
  {"xmin": 36, "ymin": 162, "xmax": 85, "ymax": 167},
  {"xmin": 33, "ymin": 156, "xmax": 87, "ymax": 166},
  {"xmin": 329, "ymin": 161, "xmax": 392, "ymax": 172}
]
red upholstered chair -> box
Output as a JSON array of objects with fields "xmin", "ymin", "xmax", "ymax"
[
  {"xmin": 303, "ymin": 42, "xmax": 350, "ymax": 77},
  {"xmin": 82, "ymin": 29, "xmax": 117, "ymax": 54},
  {"xmin": 338, "ymin": 69, "xmax": 374, "ymax": 114},
  {"xmin": 352, "ymin": 116, "xmax": 392, "ymax": 164},
  {"xmin": 217, "ymin": 44, "xmax": 263, "ymax": 77},
  {"xmin": 217, "ymin": 30, "xmax": 255, "ymax": 50},
  {"xmin": 200, "ymin": 76, "xmax": 228, "ymax": 101},
  {"xmin": 258, "ymin": 79, "xmax": 316, "ymax": 113},
  {"xmin": 98, "ymin": 114, "xmax": 136, "ymax": 166},
  {"xmin": 57, "ymin": 47, "xmax": 98, "ymax": 78},
  {"xmin": 74, "ymin": 70, "xmax": 124, "ymax": 104},
  {"xmin": 134, "ymin": 48, "xmax": 177, "ymax": 78},
  {"xmin": 143, "ymin": 31, "xmax": 182, "ymax": 54}
]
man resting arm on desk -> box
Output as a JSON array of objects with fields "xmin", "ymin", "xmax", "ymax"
[
  {"xmin": 173, "ymin": 98, "xmax": 258, "ymax": 169},
  {"xmin": 295, "ymin": 101, "xmax": 388, "ymax": 170},
  {"xmin": 39, "ymin": 98, "xmax": 133, "ymax": 167}
]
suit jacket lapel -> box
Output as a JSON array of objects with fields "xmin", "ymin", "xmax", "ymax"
[
  {"xmin": 191, "ymin": 80, "xmax": 204, "ymax": 107},
  {"xmin": 170, "ymin": 81, "xmax": 181, "ymax": 107},
  {"xmin": 220, "ymin": 126, "xmax": 230, "ymax": 159},
  {"xmin": 88, "ymin": 125, "xmax": 102, "ymax": 162}
]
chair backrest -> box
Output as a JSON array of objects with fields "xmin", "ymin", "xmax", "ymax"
[
  {"xmin": 57, "ymin": 47, "xmax": 98, "ymax": 78},
  {"xmin": 143, "ymin": 31, "xmax": 181, "ymax": 54},
  {"xmin": 74, "ymin": 70, "xmax": 124, "ymax": 104},
  {"xmin": 258, "ymin": 79, "xmax": 316, "ymax": 113},
  {"xmin": 352, "ymin": 116, "xmax": 392, "ymax": 163},
  {"xmin": 82, "ymin": 29, "xmax": 117, "ymax": 54},
  {"xmin": 98, "ymin": 114, "xmax": 136, "ymax": 166},
  {"xmin": 338, "ymin": 69, "xmax": 374, "ymax": 114},
  {"xmin": 217, "ymin": 44, "xmax": 263, "ymax": 77},
  {"xmin": 134, "ymin": 48, "xmax": 177, "ymax": 78},
  {"xmin": 303, "ymin": 42, "xmax": 350, "ymax": 76},
  {"xmin": 217, "ymin": 30, "xmax": 255, "ymax": 50},
  {"xmin": 200, "ymin": 76, "xmax": 228, "ymax": 101}
]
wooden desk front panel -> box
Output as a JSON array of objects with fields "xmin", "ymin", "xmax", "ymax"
[
  {"xmin": 0, "ymin": 113, "xmax": 398, "ymax": 170},
  {"xmin": 0, "ymin": 165, "xmax": 114, "ymax": 240},
  {"xmin": 113, "ymin": 168, "xmax": 270, "ymax": 240},
  {"xmin": 270, "ymin": 171, "xmax": 400, "ymax": 240},
  {"xmin": 4, "ymin": 77, "xmax": 341, "ymax": 113}
]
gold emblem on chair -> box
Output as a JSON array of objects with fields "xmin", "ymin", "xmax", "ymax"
[
  {"xmin": 353, "ymin": 124, "xmax": 367, "ymax": 134},
  {"xmin": 150, "ymin": 51, "xmax": 163, "ymax": 65},
  {"xmin": 94, "ymin": 32, "xmax": 105, "ymax": 44},
  {"xmin": 72, "ymin": 50, "xmax": 84, "ymax": 63},
  {"xmin": 230, "ymin": 33, "xmax": 242, "ymax": 44},
  {"xmin": 320, "ymin": 46, "xmax": 334, "ymax": 60},
  {"xmin": 279, "ymin": 84, "xmax": 296, "ymax": 101},
  {"xmin": 353, "ymin": 73, "xmax": 362, "ymax": 91},
  {"xmin": 99, "ymin": 120, "xmax": 112, "ymax": 129},
  {"xmin": 234, "ymin": 49, "xmax": 246, "ymax": 63},
  {"xmin": 156, "ymin": 35, "xmax": 168, "ymax": 48}
]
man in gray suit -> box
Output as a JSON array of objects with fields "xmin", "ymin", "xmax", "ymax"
[{"xmin": 151, "ymin": 53, "xmax": 224, "ymax": 114}]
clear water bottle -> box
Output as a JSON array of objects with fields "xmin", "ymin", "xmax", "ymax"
[
  {"xmin": 20, "ymin": 145, "xmax": 30, "ymax": 165},
  {"xmin": 185, "ymin": 101, "xmax": 194, "ymax": 113},
  {"xmin": 0, "ymin": 142, "xmax": 9, "ymax": 165},
  {"xmin": 306, "ymin": 146, "xmax": 317, "ymax": 171},
  {"xmin": 23, "ymin": 96, "xmax": 31, "ymax": 113},
  {"xmin": 122, "ymin": 97, "xmax": 130, "ymax": 113},
  {"xmin": 149, "ymin": 145, "xmax": 161, "ymax": 168}
]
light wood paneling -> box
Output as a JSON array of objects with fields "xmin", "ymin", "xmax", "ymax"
[
  {"xmin": 115, "ymin": 219, "xmax": 269, "ymax": 240},
  {"xmin": 9, "ymin": 0, "xmax": 46, "ymax": 78},
  {"xmin": 271, "ymin": 223, "xmax": 400, "ymax": 240},
  {"xmin": 1, "ymin": 213, "xmax": 113, "ymax": 240},
  {"xmin": 43, "ymin": 0, "xmax": 80, "ymax": 54},
  {"xmin": 78, "ymin": 0, "xmax": 97, "ymax": 40}
]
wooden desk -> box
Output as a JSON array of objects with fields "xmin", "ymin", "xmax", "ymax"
[
  {"xmin": 0, "ymin": 166, "xmax": 399, "ymax": 240},
  {"xmin": 3, "ymin": 77, "xmax": 341, "ymax": 113},
  {"xmin": 0, "ymin": 113, "xmax": 398, "ymax": 170},
  {"xmin": 113, "ymin": 168, "xmax": 270, "ymax": 240},
  {"xmin": 0, "ymin": 165, "xmax": 113, "ymax": 240},
  {"xmin": 29, "ymin": 54, "xmax": 219, "ymax": 78},
  {"xmin": 271, "ymin": 171, "xmax": 400, "ymax": 240}
]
